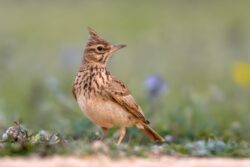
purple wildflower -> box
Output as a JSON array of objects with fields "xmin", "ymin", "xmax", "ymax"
[{"xmin": 144, "ymin": 75, "xmax": 167, "ymax": 99}]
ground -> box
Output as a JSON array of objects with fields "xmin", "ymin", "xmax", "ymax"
[{"xmin": 1, "ymin": 156, "xmax": 250, "ymax": 167}]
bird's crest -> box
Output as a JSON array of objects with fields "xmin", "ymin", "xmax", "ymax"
[{"xmin": 87, "ymin": 27, "xmax": 107, "ymax": 44}]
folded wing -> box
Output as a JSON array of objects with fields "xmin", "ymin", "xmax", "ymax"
[{"xmin": 104, "ymin": 78, "xmax": 150, "ymax": 124}]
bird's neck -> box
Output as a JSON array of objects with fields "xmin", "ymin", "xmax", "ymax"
[{"xmin": 79, "ymin": 62, "xmax": 107, "ymax": 72}]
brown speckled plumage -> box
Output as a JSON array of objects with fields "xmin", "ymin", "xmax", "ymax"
[{"xmin": 72, "ymin": 28, "xmax": 164, "ymax": 144}]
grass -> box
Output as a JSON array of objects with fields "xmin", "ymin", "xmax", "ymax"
[
  {"xmin": 0, "ymin": 122, "xmax": 250, "ymax": 158},
  {"xmin": 0, "ymin": 0, "xmax": 250, "ymax": 157}
]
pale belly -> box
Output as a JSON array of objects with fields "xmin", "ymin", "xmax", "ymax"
[{"xmin": 77, "ymin": 95, "xmax": 136, "ymax": 128}]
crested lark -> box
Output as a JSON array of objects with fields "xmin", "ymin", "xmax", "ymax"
[{"xmin": 72, "ymin": 28, "xmax": 164, "ymax": 144}]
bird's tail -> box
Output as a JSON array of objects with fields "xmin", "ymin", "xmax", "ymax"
[{"xmin": 137, "ymin": 123, "xmax": 165, "ymax": 142}]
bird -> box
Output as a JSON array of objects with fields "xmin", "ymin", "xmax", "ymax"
[{"xmin": 72, "ymin": 27, "xmax": 164, "ymax": 144}]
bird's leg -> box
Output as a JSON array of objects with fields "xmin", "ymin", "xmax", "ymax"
[
  {"xmin": 117, "ymin": 127, "xmax": 126, "ymax": 145},
  {"xmin": 101, "ymin": 127, "xmax": 109, "ymax": 141}
]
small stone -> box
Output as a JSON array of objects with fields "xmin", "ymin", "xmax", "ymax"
[
  {"xmin": 3, "ymin": 122, "xmax": 28, "ymax": 142},
  {"xmin": 2, "ymin": 133, "xmax": 9, "ymax": 141},
  {"xmin": 49, "ymin": 133, "xmax": 62, "ymax": 144},
  {"xmin": 92, "ymin": 141, "xmax": 109, "ymax": 153}
]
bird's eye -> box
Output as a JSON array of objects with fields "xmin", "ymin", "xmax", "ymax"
[{"xmin": 96, "ymin": 46, "xmax": 104, "ymax": 52}]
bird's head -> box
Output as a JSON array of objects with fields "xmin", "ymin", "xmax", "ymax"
[{"xmin": 83, "ymin": 27, "xmax": 126, "ymax": 66}]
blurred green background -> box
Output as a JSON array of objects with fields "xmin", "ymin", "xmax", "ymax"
[{"xmin": 0, "ymin": 0, "xmax": 250, "ymax": 142}]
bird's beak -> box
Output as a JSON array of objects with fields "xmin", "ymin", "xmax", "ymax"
[{"xmin": 111, "ymin": 44, "xmax": 126, "ymax": 53}]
